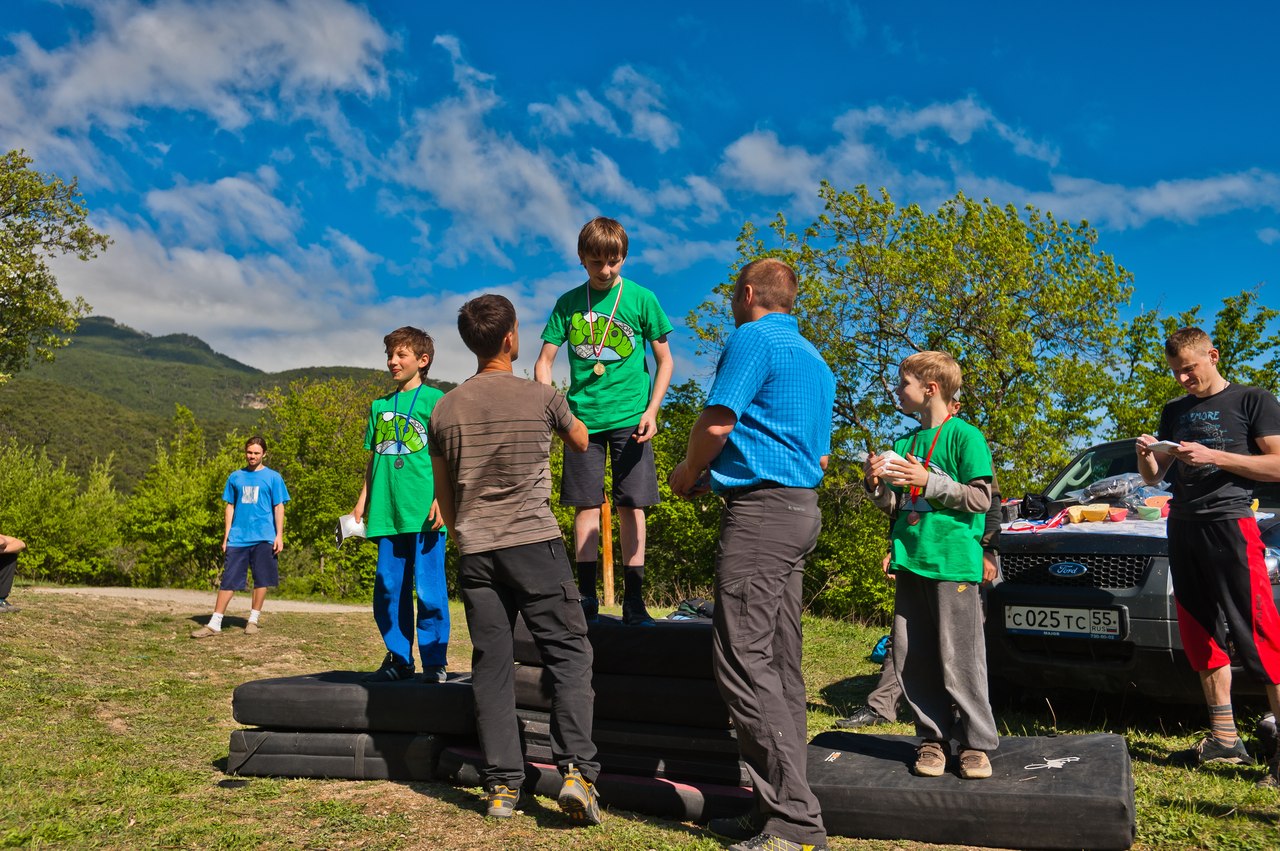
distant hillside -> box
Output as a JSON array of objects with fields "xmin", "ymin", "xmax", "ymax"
[{"xmin": 0, "ymin": 317, "xmax": 454, "ymax": 490}]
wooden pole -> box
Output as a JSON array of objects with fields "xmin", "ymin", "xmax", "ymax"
[{"xmin": 601, "ymin": 497, "xmax": 614, "ymax": 607}]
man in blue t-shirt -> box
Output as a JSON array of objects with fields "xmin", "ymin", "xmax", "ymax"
[{"xmin": 192, "ymin": 437, "xmax": 291, "ymax": 639}]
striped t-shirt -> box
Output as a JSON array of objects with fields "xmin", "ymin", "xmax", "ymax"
[{"xmin": 427, "ymin": 372, "xmax": 574, "ymax": 556}]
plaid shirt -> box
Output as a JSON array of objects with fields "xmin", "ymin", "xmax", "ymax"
[{"xmin": 706, "ymin": 313, "xmax": 835, "ymax": 491}]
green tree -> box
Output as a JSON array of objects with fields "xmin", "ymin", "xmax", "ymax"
[{"xmin": 0, "ymin": 150, "xmax": 111, "ymax": 383}]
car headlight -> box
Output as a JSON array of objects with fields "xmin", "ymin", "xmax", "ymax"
[{"xmin": 1267, "ymin": 547, "xmax": 1280, "ymax": 584}]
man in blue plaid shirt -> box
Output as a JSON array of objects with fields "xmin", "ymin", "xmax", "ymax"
[{"xmin": 670, "ymin": 258, "xmax": 835, "ymax": 851}]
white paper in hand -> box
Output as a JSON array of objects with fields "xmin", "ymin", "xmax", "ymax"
[
  {"xmin": 1146, "ymin": 440, "xmax": 1182, "ymax": 454},
  {"xmin": 335, "ymin": 513, "xmax": 367, "ymax": 548}
]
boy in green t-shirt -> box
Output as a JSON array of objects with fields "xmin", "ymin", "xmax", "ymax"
[
  {"xmin": 351, "ymin": 326, "xmax": 449, "ymax": 682},
  {"xmin": 865, "ymin": 351, "xmax": 999, "ymax": 780},
  {"xmin": 534, "ymin": 217, "xmax": 674, "ymax": 626}
]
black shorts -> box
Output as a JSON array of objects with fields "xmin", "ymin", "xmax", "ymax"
[
  {"xmin": 560, "ymin": 426, "xmax": 660, "ymax": 508},
  {"xmin": 221, "ymin": 542, "xmax": 279, "ymax": 591}
]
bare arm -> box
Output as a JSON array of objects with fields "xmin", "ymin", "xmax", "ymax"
[
  {"xmin": 1135, "ymin": 434, "xmax": 1176, "ymax": 485},
  {"xmin": 0, "ymin": 535, "xmax": 26, "ymax": 554},
  {"xmin": 634, "ymin": 335, "xmax": 674, "ymax": 443},
  {"xmin": 534, "ymin": 342, "xmax": 560, "ymax": 386},
  {"xmin": 431, "ymin": 456, "xmax": 457, "ymax": 531},
  {"xmin": 557, "ymin": 416, "xmax": 590, "ymax": 453},
  {"xmin": 222, "ymin": 503, "xmax": 234, "ymax": 553},
  {"xmin": 273, "ymin": 502, "xmax": 285, "ymax": 554},
  {"xmin": 352, "ymin": 454, "xmax": 373, "ymax": 522},
  {"xmin": 1166, "ymin": 433, "xmax": 1280, "ymax": 482},
  {"xmin": 669, "ymin": 405, "xmax": 737, "ymax": 498}
]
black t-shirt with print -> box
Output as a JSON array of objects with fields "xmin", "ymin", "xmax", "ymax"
[{"xmin": 1157, "ymin": 383, "xmax": 1280, "ymax": 521}]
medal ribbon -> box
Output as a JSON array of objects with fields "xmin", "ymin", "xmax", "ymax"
[
  {"xmin": 906, "ymin": 413, "xmax": 952, "ymax": 507},
  {"xmin": 585, "ymin": 279, "xmax": 625, "ymax": 361},
  {"xmin": 392, "ymin": 383, "xmax": 424, "ymax": 456}
]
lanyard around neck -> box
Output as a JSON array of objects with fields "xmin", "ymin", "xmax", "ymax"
[
  {"xmin": 392, "ymin": 383, "xmax": 424, "ymax": 453},
  {"xmin": 908, "ymin": 413, "xmax": 952, "ymax": 503},
  {"xmin": 585, "ymin": 280, "xmax": 625, "ymax": 359}
]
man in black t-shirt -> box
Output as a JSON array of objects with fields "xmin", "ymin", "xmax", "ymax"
[{"xmin": 1137, "ymin": 327, "xmax": 1280, "ymax": 787}]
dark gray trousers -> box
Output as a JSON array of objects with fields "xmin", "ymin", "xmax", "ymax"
[
  {"xmin": 459, "ymin": 538, "xmax": 600, "ymax": 789},
  {"xmin": 893, "ymin": 570, "xmax": 999, "ymax": 751},
  {"xmin": 712, "ymin": 487, "xmax": 826, "ymax": 846},
  {"xmin": 867, "ymin": 638, "xmax": 903, "ymax": 721}
]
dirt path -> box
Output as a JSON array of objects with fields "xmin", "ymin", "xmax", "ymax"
[{"xmin": 28, "ymin": 585, "xmax": 366, "ymax": 613}]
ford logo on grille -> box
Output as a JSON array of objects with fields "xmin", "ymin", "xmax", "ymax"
[{"xmin": 1048, "ymin": 561, "xmax": 1088, "ymax": 577}]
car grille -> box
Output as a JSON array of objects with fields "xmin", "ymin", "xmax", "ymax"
[{"xmin": 1001, "ymin": 553, "xmax": 1153, "ymax": 589}]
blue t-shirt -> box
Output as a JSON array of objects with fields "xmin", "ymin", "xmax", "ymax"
[
  {"xmin": 222, "ymin": 466, "xmax": 290, "ymax": 547},
  {"xmin": 706, "ymin": 312, "xmax": 835, "ymax": 490}
]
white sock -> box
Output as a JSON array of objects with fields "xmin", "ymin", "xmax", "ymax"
[
  {"xmin": 208, "ymin": 612, "xmax": 224, "ymax": 631},
  {"xmin": 248, "ymin": 609, "xmax": 261, "ymax": 624}
]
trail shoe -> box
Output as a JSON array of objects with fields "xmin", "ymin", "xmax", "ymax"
[
  {"xmin": 557, "ymin": 764, "xmax": 602, "ymax": 825},
  {"xmin": 1176, "ymin": 735, "xmax": 1254, "ymax": 766},
  {"xmin": 244, "ymin": 621, "xmax": 261, "ymax": 635},
  {"xmin": 1257, "ymin": 756, "xmax": 1280, "ymax": 788},
  {"xmin": 190, "ymin": 625, "xmax": 221, "ymax": 639},
  {"xmin": 420, "ymin": 665, "xmax": 448, "ymax": 684},
  {"xmin": 580, "ymin": 595, "xmax": 599, "ymax": 622},
  {"xmin": 485, "ymin": 784, "xmax": 521, "ymax": 818},
  {"xmin": 622, "ymin": 599, "xmax": 656, "ymax": 626},
  {"xmin": 959, "ymin": 748, "xmax": 992, "ymax": 779},
  {"xmin": 726, "ymin": 833, "xmax": 828, "ymax": 851},
  {"xmin": 362, "ymin": 652, "xmax": 415, "ymax": 683},
  {"xmin": 834, "ymin": 706, "xmax": 892, "ymax": 729},
  {"xmin": 0, "ymin": 599, "xmax": 20, "ymax": 614},
  {"xmin": 1256, "ymin": 713, "xmax": 1278, "ymax": 763},
  {"xmin": 708, "ymin": 810, "xmax": 766, "ymax": 840},
  {"xmin": 914, "ymin": 740, "xmax": 948, "ymax": 777}
]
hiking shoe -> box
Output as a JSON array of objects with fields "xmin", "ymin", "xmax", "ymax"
[
  {"xmin": 557, "ymin": 763, "xmax": 602, "ymax": 825},
  {"xmin": 959, "ymin": 748, "xmax": 992, "ymax": 779},
  {"xmin": 1256, "ymin": 713, "xmax": 1278, "ymax": 763},
  {"xmin": 708, "ymin": 810, "xmax": 765, "ymax": 840},
  {"xmin": 726, "ymin": 833, "xmax": 828, "ymax": 851},
  {"xmin": 485, "ymin": 784, "xmax": 521, "ymax": 818},
  {"xmin": 1176, "ymin": 735, "xmax": 1254, "ymax": 766},
  {"xmin": 190, "ymin": 625, "xmax": 221, "ymax": 639},
  {"xmin": 1257, "ymin": 755, "xmax": 1280, "ymax": 788},
  {"xmin": 914, "ymin": 740, "xmax": 948, "ymax": 777},
  {"xmin": 420, "ymin": 665, "xmax": 447, "ymax": 683},
  {"xmin": 0, "ymin": 599, "xmax": 19, "ymax": 614},
  {"xmin": 362, "ymin": 652, "xmax": 414, "ymax": 683},
  {"xmin": 834, "ymin": 706, "xmax": 891, "ymax": 729},
  {"xmin": 244, "ymin": 621, "xmax": 261, "ymax": 635},
  {"xmin": 580, "ymin": 595, "xmax": 599, "ymax": 622},
  {"xmin": 622, "ymin": 599, "xmax": 656, "ymax": 626}
]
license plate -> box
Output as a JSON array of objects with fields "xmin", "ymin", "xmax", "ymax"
[{"xmin": 1005, "ymin": 605, "xmax": 1121, "ymax": 639}]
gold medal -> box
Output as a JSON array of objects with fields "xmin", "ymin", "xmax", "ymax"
[
  {"xmin": 907, "ymin": 510, "xmax": 920, "ymax": 526},
  {"xmin": 593, "ymin": 362, "xmax": 605, "ymax": 376}
]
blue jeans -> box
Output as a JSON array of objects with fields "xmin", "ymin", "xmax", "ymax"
[{"xmin": 374, "ymin": 531, "xmax": 449, "ymax": 669}]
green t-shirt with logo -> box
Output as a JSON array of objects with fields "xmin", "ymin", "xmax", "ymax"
[
  {"xmin": 888, "ymin": 418, "xmax": 992, "ymax": 583},
  {"xmin": 362, "ymin": 385, "xmax": 445, "ymax": 537},
  {"xmin": 541, "ymin": 277, "xmax": 674, "ymax": 433}
]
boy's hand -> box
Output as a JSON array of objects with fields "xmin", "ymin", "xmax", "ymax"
[
  {"xmin": 669, "ymin": 460, "xmax": 711, "ymax": 499},
  {"xmin": 273, "ymin": 534, "xmax": 284, "ymax": 555},
  {"xmin": 883, "ymin": 453, "xmax": 929, "ymax": 489},
  {"xmin": 221, "ymin": 538, "xmax": 229, "ymax": 554},
  {"xmin": 634, "ymin": 412, "xmax": 659, "ymax": 443},
  {"xmin": 863, "ymin": 453, "xmax": 882, "ymax": 489},
  {"xmin": 428, "ymin": 499, "xmax": 445, "ymax": 531},
  {"xmin": 982, "ymin": 553, "xmax": 998, "ymax": 583},
  {"xmin": 881, "ymin": 552, "xmax": 895, "ymax": 579}
]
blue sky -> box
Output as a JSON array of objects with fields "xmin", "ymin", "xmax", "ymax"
[{"xmin": 3, "ymin": 0, "xmax": 1277, "ymax": 384}]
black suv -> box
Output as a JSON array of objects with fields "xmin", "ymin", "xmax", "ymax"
[{"xmin": 986, "ymin": 439, "xmax": 1280, "ymax": 702}]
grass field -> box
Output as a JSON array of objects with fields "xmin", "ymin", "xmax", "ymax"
[{"xmin": 1, "ymin": 587, "xmax": 1278, "ymax": 849}]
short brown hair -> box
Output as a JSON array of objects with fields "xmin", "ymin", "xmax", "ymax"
[
  {"xmin": 1165, "ymin": 326, "xmax": 1213, "ymax": 358},
  {"xmin": 900, "ymin": 351, "xmax": 963, "ymax": 403},
  {"xmin": 245, "ymin": 436, "xmax": 266, "ymax": 452},
  {"xmin": 383, "ymin": 326, "xmax": 435, "ymax": 374},
  {"xmin": 736, "ymin": 258, "xmax": 797, "ymax": 312},
  {"xmin": 458, "ymin": 294, "xmax": 516, "ymax": 358},
  {"xmin": 578, "ymin": 217, "xmax": 628, "ymax": 259}
]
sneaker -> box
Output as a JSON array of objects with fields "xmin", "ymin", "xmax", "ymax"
[
  {"xmin": 959, "ymin": 748, "xmax": 992, "ymax": 779},
  {"xmin": 244, "ymin": 621, "xmax": 261, "ymax": 635},
  {"xmin": 0, "ymin": 599, "xmax": 19, "ymax": 614},
  {"xmin": 190, "ymin": 625, "xmax": 222, "ymax": 639},
  {"xmin": 726, "ymin": 833, "xmax": 828, "ymax": 851},
  {"xmin": 485, "ymin": 784, "xmax": 521, "ymax": 818},
  {"xmin": 1256, "ymin": 713, "xmax": 1278, "ymax": 763},
  {"xmin": 1175, "ymin": 735, "xmax": 1254, "ymax": 766},
  {"xmin": 556, "ymin": 763, "xmax": 602, "ymax": 825},
  {"xmin": 914, "ymin": 740, "xmax": 948, "ymax": 777},
  {"xmin": 834, "ymin": 705, "xmax": 891, "ymax": 729},
  {"xmin": 708, "ymin": 810, "xmax": 765, "ymax": 840},
  {"xmin": 362, "ymin": 652, "xmax": 415, "ymax": 683},
  {"xmin": 420, "ymin": 665, "xmax": 447, "ymax": 684},
  {"xmin": 622, "ymin": 599, "xmax": 656, "ymax": 626},
  {"xmin": 1257, "ymin": 755, "xmax": 1280, "ymax": 788},
  {"xmin": 580, "ymin": 595, "xmax": 599, "ymax": 622}
]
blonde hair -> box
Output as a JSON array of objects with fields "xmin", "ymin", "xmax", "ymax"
[
  {"xmin": 1165, "ymin": 327, "xmax": 1213, "ymax": 358},
  {"xmin": 901, "ymin": 351, "xmax": 963, "ymax": 403},
  {"xmin": 578, "ymin": 217, "xmax": 628, "ymax": 259}
]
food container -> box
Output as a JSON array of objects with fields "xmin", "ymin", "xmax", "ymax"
[
  {"xmin": 1144, "ymin": 495, "xmax": 1171, "ymax": 508},
  {"xmin": 1135, "ymin": 505, "xmax": 1162, "ymax": 521},
  {"xmin": 1079, "ymin": 504, "xmax": 1110, "ymax": 522},
  {"xmin": 1067, "ymin": 505, "xmax": 1087, "ymax": 524},
  {"xmin": 1107, "ymin": 508, "xmax": 1128, "ymax": 522}
]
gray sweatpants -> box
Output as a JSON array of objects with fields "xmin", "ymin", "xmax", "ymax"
[
  {"xmin": 867, "ymin": 638, "xmax": 903, "ymax": 721},
  {"xmin": 712, "ymin": 487, "xmax": 826, "ymax": 846},
  {"xmin": 893, "ymin": 570, "xmax": 999, "ymax": 752}
]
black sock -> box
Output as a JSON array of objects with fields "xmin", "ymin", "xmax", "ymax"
[
  {"xmin": 577, "ymin": 560, "xmax": 598, "ymax": 598},
  {"xmin": 623, "ymin": 564, "xmax": 644, "ymax": 604}
]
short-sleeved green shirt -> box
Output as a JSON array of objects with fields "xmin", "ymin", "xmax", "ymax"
[
  {"xmin": 362, "ymin": 385, "xmax": 445, "ymax": 537},
  {"xmin": 540, "ymin": 277, "xmax": 673, "ymax": 433},
  {"xmin": 888, "ymin": 418, "xmax": 993, "ymax": 583}
]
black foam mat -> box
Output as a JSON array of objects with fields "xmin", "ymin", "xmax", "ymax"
[
  {"xmin": 513, "ymin": 663, "xmax": 730, "ymax": 728},
  {"xmin": 437, "ymin": 745, "xmax": 752, "ymax": 822},
  {"xmin": 807, "ymin": 731, "xmax": 1135, "ymax": 850},
  {"xmin": 514, "ymin": 613, "xmax": 714, "ymax": 679},
  {"xmin": 516, "ymin": 708, "xmax": 740, "ymax": 756},
  {"xmin": 228, "ymin": 729, "xmax": 451, "ymax": 780},
  {"xmin": 232, "ymin": 671, "xmax": 476, "ymax": 735}
]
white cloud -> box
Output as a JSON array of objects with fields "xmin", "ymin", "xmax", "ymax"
[
  {"xmin": 718, "ymin": 130, "xmax": 824, "ymax": 198},
  {"xmin": 1259, "ymin": 227, "xmax": 1280, "ymax": 245},
  {"xmin": 565, "ymin": 150, "xmax": 654, "ymax": 215},
  {"xmin": 144, "ymin": 168, "xmax": 299, "ymax": 248},
  {"xmin": 605, "ymin": 66, "xmax": 680, "ymax": 152},
  {"xmin": 655, "ymin": 175, "xmax": 729, "ymax": 225},
  {"xmin": 528, "ymin": 90, "xmax": 619, "ymax": 137}
]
